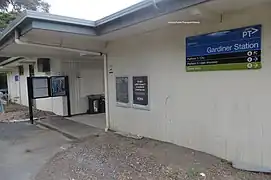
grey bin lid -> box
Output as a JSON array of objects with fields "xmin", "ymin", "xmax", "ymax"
[{"xmin": 87, "ymin": 94, "xmax": 102, "ymax": 99}]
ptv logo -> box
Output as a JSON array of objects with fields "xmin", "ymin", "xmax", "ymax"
[{"xmin": 242, "ymin": 27, "xmax": 258, "ymax": 38}]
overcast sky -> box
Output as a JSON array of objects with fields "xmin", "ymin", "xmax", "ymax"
[{"xmin": 44, "ymin": 0, "xmax": 143, "ymax": 21}]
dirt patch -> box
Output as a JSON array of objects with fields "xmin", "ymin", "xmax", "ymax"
[
  {"xmin": 36, "ymin": 132, "xmax": 271, "ymax": 180},
  {"xmin": 0, "ymin": 103, "xmax": 55, "ymax": 122}
]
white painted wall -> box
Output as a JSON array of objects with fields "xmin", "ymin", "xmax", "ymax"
[
  {"xmin": 106, "ymin": 5, "xmax": 271, "ymax": 169},
  {"xmin": 62, "ymin": 60, "xmax": 104, "ymax": 115},
  {"xmin": 7, "ymin": 64, "xmax": 29, "ymax": 106},
  {"xmin": 6, "ymin": 59, "xmax": 66, "ymax": 116},
  {"xmin": 79, "ymin": 61, "xmax": 104, "ymax": 97},
  {"xmin": 20, "ymin": 64, "xmax": 29, "ymax": 106},
  {"xmin": 7, "ymin": 68, "xmax": 20, "ymax": 103},
  {"xmin": 78, "ymin": 61, "xmax": 104, "ymax": 114}
]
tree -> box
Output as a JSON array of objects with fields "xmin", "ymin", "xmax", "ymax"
[
  {"xmin": 0, "ymin": 0, "xmax": 50, "ymax": 29},
  {"xmin": 0, "ymin": 11, "xmax": 16, "ymax": 29}
]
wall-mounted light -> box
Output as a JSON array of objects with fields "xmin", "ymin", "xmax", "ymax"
[
  {"xmin": 80, "ymin": 53, "xmax": 88, "ymax": 56},
  {"xmin": 190, "ymin": 8, "xmax": 202, "ymax": 16}
]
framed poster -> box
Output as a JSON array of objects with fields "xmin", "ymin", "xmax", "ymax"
[
  {"xmin": 133, "ymin": 76, "xmax": 149, "ymax": 109},
  {"xmin": 50, "ymin": 76, "xmax": 67, "ymax": 97},
  {"xmin": 116, "ymin": 76, "xmax": 129, "ymax": 106},
  {"xmin": 32, "ymin": 77, "xmax": 50, "ymax": 99},
  {"xmin": 186, "ymin": 25, "xmax": 262, "ymax": 72}
]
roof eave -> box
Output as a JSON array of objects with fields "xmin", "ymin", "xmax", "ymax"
[
  {"xmin": 0, "ymin": 0, "xmax": 212, "ymax": 46},
  {"xmin": 95, "ymin": 0, "xmax": 163, "ymax": 26}
]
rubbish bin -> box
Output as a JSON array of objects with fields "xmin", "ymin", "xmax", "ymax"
[
  {"xmin": 87, "ymin": 95, "xmax": 101, "ymax": 114},
  {"xmin": 99, "ymin": 95, "xmax": 105, "ymax": 113}
]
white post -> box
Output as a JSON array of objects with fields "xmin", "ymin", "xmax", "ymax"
[{"xmin": 103, "ymin": 53, "xmax": 110, "ymax": 132}]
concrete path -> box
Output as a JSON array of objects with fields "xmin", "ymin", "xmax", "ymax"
[
  {"xmin": 67, "ymin": 113, "xmax": 106, "ymax": 130},
  {"xmin": 0, "ymin": 122, "xmax": 71, "ymax": 180},
  {"xmin": 37, "ymin": 116, "xmax": 103, "ymax": 140}
]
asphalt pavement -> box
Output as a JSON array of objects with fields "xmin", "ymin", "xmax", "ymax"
[{"xmin": 0, "ymin": 122, "xmax": 71, "ymax": 180}]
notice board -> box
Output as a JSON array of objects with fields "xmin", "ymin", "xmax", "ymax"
[
  {"xmin": 51, "ymin": 76, "xmax": 67, "ymax": 97},
  {"xmin": 186, "ymin": 25, "xmax": 262, "ymax": 72},
  {"xmin": 32, "ymin": 77, "xmax": 50, "ymax": 99},
  {"xmin": 133, "ymin": 76, "xmax": 148, "ymax": 106}
]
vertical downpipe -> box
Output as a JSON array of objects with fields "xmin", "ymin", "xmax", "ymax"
[
  {"xmin": 19, "ymin": 70, "xmax": 22, "ymax": 104},
  {"xmin": 103, "ymin": 54, "xmax": 110, "ymax": 132}
]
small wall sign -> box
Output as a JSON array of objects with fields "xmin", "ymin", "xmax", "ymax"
[{"xmin": 15, "ymin": 75, "xmax": 19, "ymax": 81}]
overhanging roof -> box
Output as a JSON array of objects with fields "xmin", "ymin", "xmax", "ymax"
[
  {"xmin": 0, "ymin": 0, "xmax": 210, "ymax": 44},
  {"xmin": 95, "ymin": 0, "xmax": 210, "ymax": 35},
  {"xmin": 0, "ymin": 0, "xmax": 270, "ymax": 67}
]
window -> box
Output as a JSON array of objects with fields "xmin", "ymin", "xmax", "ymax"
[
  {"xmin": 29, "ymin": 65, "xmax": 35, "ymax": 77},
  {"xmin": 116, "ymin": 76, "xmax": 129, "ymax": 106},
  {"xmin": 18, "ymin": 66, "xmax": 24, "ymax": 76},
  {"xmin": 37, "ymin": 58, "xmax": 51, "ymax": 72}
]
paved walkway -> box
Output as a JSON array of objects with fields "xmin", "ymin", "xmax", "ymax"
[
  {"xmin": 67, "ymin": 113, "xmax": 106, "ymax": 130},
  {"xmin": 37, "ymin": 116, "xmax": 103, "ymax": 140},
  {"xmin": 0, "ymin": 122, "xmax": 70, "ymax": 180}
]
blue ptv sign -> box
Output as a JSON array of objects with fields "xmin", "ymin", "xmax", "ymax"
[{"xmin": 186, "ymin": 25, "xmax": 262, "ymax": 72}]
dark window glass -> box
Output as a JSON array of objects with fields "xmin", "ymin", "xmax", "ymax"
[
  {"xmin": 18, "ymin": 66, "xmax": 24, "ymax": 76},
  {"xmin": 116, "ymin": 77, "xmax": 129, "ymax": 104}
]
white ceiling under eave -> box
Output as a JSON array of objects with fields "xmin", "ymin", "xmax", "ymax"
[
  {"xmin": 0, "ymin": 67, "xmax": 14, "ymax": 72},
  {"xmin": 0, "ymin": 30, "xmax": 106, "ymax": 61}
]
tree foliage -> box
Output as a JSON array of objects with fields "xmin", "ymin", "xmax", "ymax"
[
  {"xmin": 0, "ymin": 11, "xmax": 16, "ymax": 29},
  {"xmin": 0, "ymin": 0, "xmax": 50, "ymax": 29}
]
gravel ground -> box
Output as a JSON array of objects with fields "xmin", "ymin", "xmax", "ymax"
[
  {"xmin": 36, "ymin": 132, "xmax": 271, "ymax": 180},
  {"xmin": 0, "ymin": 103, "xmax": 55, "ymax": 122}
]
